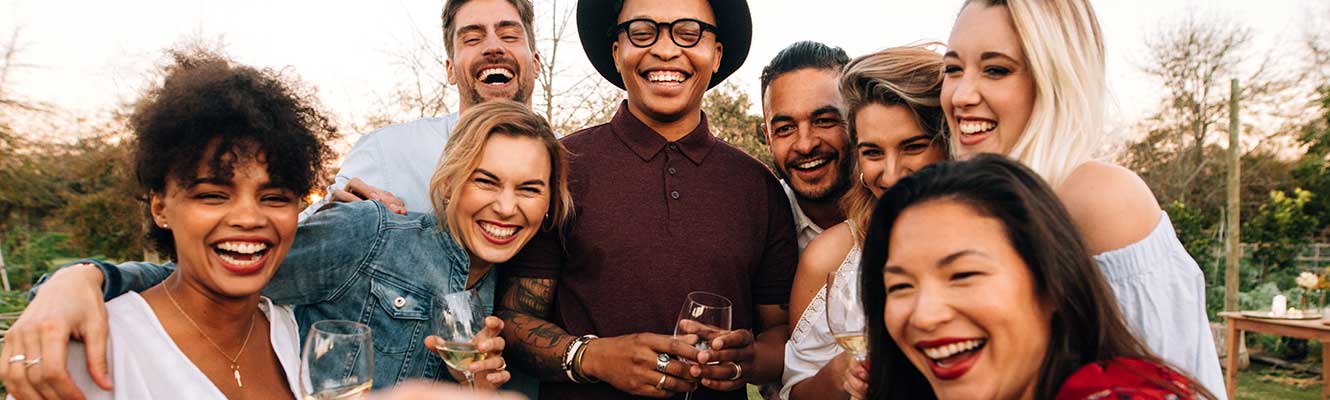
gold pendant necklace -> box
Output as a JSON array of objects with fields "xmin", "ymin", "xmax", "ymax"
[{"xmin": 164, "ymin": 287, "xmax": 256, "ymax": 388}]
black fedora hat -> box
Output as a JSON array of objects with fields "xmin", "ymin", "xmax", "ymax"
[{"xmin": 577, "ymin": 0, "xmax": 752, "ymax": 90}]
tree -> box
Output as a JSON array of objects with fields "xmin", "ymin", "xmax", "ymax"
[
  {"xmin": 1243, "ymin": 188, "xmax": 1319, "ymax": 288},
  {"xmin": 1127, "ymin": 13, "xmax": 1297, "ymax": 208},
  {"xmin": 1292, "ymin": 86, "xmax": 1330, "ymax": 236},
  {"xmin": 703, "ymin": 81, "xmax": 769, "ymax": 168},
  {"xmin": 532, "ymin": 0, "xmax": 622, "ymax": 134}
]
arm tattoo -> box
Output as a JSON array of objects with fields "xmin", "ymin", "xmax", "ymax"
[{"xmin": 496, "ymin": 276, "xmax": 576, "ymax": 381}]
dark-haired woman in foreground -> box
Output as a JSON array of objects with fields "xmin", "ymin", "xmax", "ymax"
[{"xmin": 859, "ymin": 155, "xmax": 1214, "ymax": 400}]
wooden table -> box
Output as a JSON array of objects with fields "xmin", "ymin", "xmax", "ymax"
[{"xmin": 1220, "ymin": 311, "xmax": 1330, "ymax": 399}]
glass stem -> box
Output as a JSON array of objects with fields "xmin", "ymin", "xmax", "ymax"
[{"xmin": 464, "ymin": 371, "xmax": 476, "ymax": 391}]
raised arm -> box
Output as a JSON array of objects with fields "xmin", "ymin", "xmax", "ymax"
[{"xmin": 0, "ymin": 258, "xmax": 171, "ymax": 400}]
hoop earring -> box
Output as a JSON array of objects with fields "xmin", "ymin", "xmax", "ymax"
[{"xmin": 860, "ymin": 173, "xmax": 869, "ymax": 189}]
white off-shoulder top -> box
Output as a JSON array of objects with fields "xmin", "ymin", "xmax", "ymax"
[{"xmin": 1093, "ymin": 212, "xmax": 1226, "ymax": 399}]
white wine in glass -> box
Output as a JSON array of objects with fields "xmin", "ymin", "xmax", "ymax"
[
  {"xmin": 826, "ymin": 269, "xmax": 868, "ymax": 360},
  {"xmin": 673, "ymin": 291, "xmax": 733, "ymax": 400},
  {"xmin": 434, "ymin": 341, "xmax": 490, "ymax": 372},
  {"xmin": 300, "ymin": 320, "xmax": 374, "ymax": 400},
  {"xmin": 435, "ymin": 290, "xmax": 488, "ymax": 390}
]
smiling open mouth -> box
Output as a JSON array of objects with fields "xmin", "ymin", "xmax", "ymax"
[
  {"xmin": 644, "ymin": 70, "xmax": 689, "ymax": 86},
  {"xmin": 213, "ymin": 241, "xmax": 270, "ymax": 268},
  {"xmin": 477, "ymin": 220, "xmax": 521, "ymax": 244},
  {"xmin": 478, "ymin": 67, "xmax": 514, "ymax": 86},
  {"xmin": 958, "ymin": 120, "xmax": 996, "ymax": 137},
  {"xmin": 921, "ymin": 338, "xmax": 986, "ymax": 368},
  {"xmin": 791, "ymin": 157, "xmax": 830, "ymax": 171}
]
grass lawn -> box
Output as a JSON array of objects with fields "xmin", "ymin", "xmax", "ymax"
[{"xmin": 1234, "ymin": 364, "xmax": 1321, "ymax": 400}]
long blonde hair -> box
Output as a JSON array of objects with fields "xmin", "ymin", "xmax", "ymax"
[
  {"xmin": 838, "ymin": 44, "xmax": 948, "ymax": 243},
  {"xmin": 960, "ymin": 0, "xmax": 1108, "ymax": 187},
  {"xmin": 427, "ymin": 100, "xmax": 574, "ymax": 245}
]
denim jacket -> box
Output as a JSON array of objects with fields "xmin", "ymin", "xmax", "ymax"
[{"xmin": 66, "ymin": 201, "xmax": 492, "ymax": 389}]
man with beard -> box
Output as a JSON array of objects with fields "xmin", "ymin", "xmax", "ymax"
[
  {"xmin": 301, "ymin": 0, "xmax": 541, "ymax": 219},
  {"xmin": 495, "ymin": 0, "xmax": 796, "ymax": 399},
  {"xmin": 758, "ymin": 41, "xmax": 852, "ymax": 251}
]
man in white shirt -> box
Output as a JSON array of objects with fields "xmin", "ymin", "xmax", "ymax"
[
  {"xmin": 759, "ymin": 42, "xmax": 853, "ymax": 250},
  {"xmin": 301, "ymin": 0, "xmax": 542, "ymax": 219}
]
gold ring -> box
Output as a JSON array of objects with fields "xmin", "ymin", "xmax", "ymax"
[
  {"xmin": 728, "ymin": 362, "xmax": 743, "ymax": 381},
  {"xmin": 655, "ymin": 374, "xmax": 668, "ymax": 390}
]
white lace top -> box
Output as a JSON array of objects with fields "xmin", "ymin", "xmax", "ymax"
[{"xmin": 779, "ymin": 227, "xmax": 861, "ymax": 400}]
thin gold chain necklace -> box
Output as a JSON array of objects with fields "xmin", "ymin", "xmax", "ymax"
[{"xmin": 163, "ymin": 287, "xmax": 257, "ymax": 388}]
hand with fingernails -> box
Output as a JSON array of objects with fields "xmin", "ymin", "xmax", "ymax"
[
  {"xmin": 332, "ymin": 178, "xmax": 407, "ymax": 215},
  {"xmin": 0, "ymin": 263, "xmax": 112, "ymax": 400},
  {"xmin": 579, "ymin": 333, "xmax": 701, "ymax": 398},
  {"xmin": 842, "ymin": 355, "xmax": 869, "ymax": 399},
  {"xmin": 692, "ymin": 329, "xmax": 757, "ymax": 392},
  {"xmin": 425, "ymin": 316, "xmax": 510, "ymax": 389}
]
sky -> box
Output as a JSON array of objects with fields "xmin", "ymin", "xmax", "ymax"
[{"xmin": 0, "ymin": 0, "xmax": 1321, "ymax": 139}]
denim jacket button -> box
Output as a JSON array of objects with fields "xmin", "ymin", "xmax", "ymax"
[{"xmin": 394, "ymin": 297, "xmax": 407, "ymax": 308}]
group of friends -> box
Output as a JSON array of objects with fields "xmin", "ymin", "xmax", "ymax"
[{"xmin": 0, "ymin": 0, "xmax": 1229, "ymax": 399}]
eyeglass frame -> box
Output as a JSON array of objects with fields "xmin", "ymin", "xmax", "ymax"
[{"xmin": 608, "ymin": 18, "xmax": 719, "ymax": 49}]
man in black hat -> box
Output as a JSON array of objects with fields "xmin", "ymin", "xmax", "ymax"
[{"xmin": 496, "ymin": 0, "xmax": 796, "ymax": 399}]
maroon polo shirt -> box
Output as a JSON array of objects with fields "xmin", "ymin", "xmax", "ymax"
[{"xmin": 504, "ymin": 102, "xmax": 798, "ymax": 400}]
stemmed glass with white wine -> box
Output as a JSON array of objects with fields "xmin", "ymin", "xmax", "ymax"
[
  {"xmin": 826, "ymin": 268, "xmax": 868, "ymax": 360},
  {"xmin": 673, "ymin": 291, "xmax": 733, "ymax": 400},
  {"xmin": 434, "ymin": 290, "xmax": 490, "ymax": 391},
  {"xmin": 300, "ymin": 320, "xmax": 374, "ymax": 400}
]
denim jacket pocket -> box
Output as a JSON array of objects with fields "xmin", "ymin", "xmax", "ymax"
[{"xmin": 368, "ymin": 278, "xmax": 432, "ymax": 355}]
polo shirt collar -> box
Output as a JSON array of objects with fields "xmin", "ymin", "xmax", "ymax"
[{"xmin": 610, "ymin": 101, "xmax": 716, "ymax": 165}]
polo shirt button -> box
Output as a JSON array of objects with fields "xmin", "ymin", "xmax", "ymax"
[
  {"xmin": 670, "ymin": 191, "xmax": 680, "ymax": 200},
  {"xmin": 668, "ymin": 167, "xmax": 677, "ymax": 175},
  {"xmin": 668, "ymin": 143, "xmax": 678, "ymax": 151},
  {"xmin": 393, "ymin": 297, "xmax": 406, "ymax": 308}
]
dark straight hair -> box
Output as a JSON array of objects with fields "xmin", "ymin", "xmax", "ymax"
[{"xmin": 857, "ymin": 154, "xmax": 1211, "ymax": 400}]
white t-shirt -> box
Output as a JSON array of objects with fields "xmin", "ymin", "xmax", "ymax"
[
  {"xmin": 300, "ymin": 114, "xmax": 459, "ymax": 220},
  {"xmin": 63, "ymin": 292, "xmax": 302, "ymax": 400}
]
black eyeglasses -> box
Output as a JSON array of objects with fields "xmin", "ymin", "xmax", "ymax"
[{"xmin": 610, "ymin": 18, "xmax": 718, "ymax": 48}]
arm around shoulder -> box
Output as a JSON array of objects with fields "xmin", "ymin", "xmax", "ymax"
[{"xmin": 1056, "ymin": 161, "xmax": 1162, "ymax": 255}]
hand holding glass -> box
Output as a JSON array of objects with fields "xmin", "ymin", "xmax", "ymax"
[
  {"xmin": 673, "ymin": 291, "xmax": 732, "ymax": 399},
  {"xmin": 433, "ymin": 290, "xmax": 489, "ymax": 390}
]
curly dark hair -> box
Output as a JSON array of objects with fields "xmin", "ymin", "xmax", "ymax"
[{"xmin": 131, "ymin": 49, "xmax": 337, "ymax": 258}]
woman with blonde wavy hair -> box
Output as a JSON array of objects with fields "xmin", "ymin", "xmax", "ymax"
[
  {"xmin": 781, "ymin": 44, "xmax": 948, "ymax": 400},
  {"xmin": 939, "ymin": 0, "xmax": 1225, "ymax": 396}
]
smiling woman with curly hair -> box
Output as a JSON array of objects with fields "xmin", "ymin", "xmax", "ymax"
[{"xmin": 0, "ymin": 49, "xmax": 339, "ymax": 400}]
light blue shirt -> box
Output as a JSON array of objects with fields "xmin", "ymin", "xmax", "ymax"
[
  {"xmin": 1094, "ymin": 212, "xmax": 1227, "ymax": 399},
  {"xmin": 300, "ymin": 113, "xmax": 459, "ymax": 220}
]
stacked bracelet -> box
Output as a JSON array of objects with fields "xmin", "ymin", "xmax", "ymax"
[
  {"xmin": 562, "ymin": 335, "xmax": 598, "ymax": 383},
  {"xmin": 572, "ymin": 336, "xmax": 599, "ymax": 383}
]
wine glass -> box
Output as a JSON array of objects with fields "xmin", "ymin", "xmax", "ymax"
[
  {"xmin": 673, "ymin": 291, "xmax": 732, "ymax": 400},
  {"xmin": 300, "ymin": 320, "xmax": 374, "ymax": 400},
  {"xmin": 433, "ymin": 290, "xmax": 489, "ymax": 390},
  {"xmin": 826, "ymin": 268, "xmax": 867, "ymax": 360}
]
